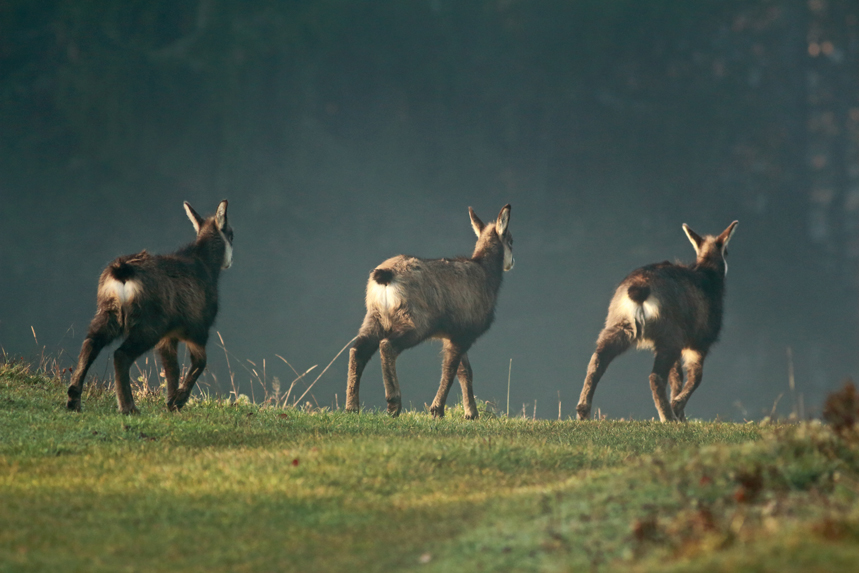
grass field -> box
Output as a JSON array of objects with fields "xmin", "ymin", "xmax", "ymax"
[{"xmin": 2, "ymin": 359, "xmax": 859, "ymax": 572}]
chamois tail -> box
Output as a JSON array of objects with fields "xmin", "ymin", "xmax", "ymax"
[{"xmin": 372, "ymin": 268, "xmax": 395, "ymax": 285}]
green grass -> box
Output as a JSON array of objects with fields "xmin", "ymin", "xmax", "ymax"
[{"xmin": 2, "ymin": 360, "xmax": 859, "ymax": 572}]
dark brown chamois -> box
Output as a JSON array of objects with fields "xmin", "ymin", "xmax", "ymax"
[
  {"xmin": 576, "ymin": 221, "xmax": 738, "ymax": 422},
  {"xmin": 67, "ymin": 200, "xmax": 234, "ymax": 414},
  {"xmin": 346, "ymin": 204, "xmax": 514, "ymax": 419}
]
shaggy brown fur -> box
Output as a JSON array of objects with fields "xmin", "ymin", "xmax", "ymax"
[
  {"xmin": 576, "ymin": 221, "xmax": 738, "ymax": 422},
  {"xmin": 67, "ymin": 200, "xmax": 233, "ymax": 414}
]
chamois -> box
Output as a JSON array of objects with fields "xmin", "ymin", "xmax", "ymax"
[
  {"xmin": 576, "ymin": 221, "xmax": 738, "ymax": 422},
  {"xmin": 346, "ymin": 204, "xmax": 514, "ymax": 419},
  {"xmin": 66, "ymin": 200, "xmax": 234, "ymax": 414}
]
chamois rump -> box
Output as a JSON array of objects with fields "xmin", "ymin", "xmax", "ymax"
[
  {"xmin": 66, "ymin": 200, "xmax": 233, "ymax": 414},
  {"xmin": 346, "ymin": 204, "xmax": 514, "ymax": 420},
  {"xmin": 576, "ymin": 221, "xmax": 738, "ymax": 422}
]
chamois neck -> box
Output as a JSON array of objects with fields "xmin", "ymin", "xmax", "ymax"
[
  {"xmin": 178, "ymin": 237, "xmax": 224, "ymax": 277},
  {"xmin": 471, "ymin": 236, "xmax": 505, "ymax": 289},
  {"xmin": 693, "ymin": 262, "xmax": 726, "ymax": 295}
]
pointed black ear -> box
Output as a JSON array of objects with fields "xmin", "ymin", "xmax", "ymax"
[
  {"xmin": 719, "ymin": 220, "xmax": 738, "ymax": 247},
  {"xmin": 496, "ymin": 204, "xmax": 511, "ymax": 236},
  {"xmin": 682, "ymin": 223, "xmax": 704, "ymax": 255},
  {"xmin": 184, "ymin": 201, "xmax": 204, "ymax": 234},
  {"xmin": 216, "ymin": 200, "xmax": 229, "ymax": 230},
  {"xmin": 469, "ymin": 207, "xmax": 485, "ymax": 237}
]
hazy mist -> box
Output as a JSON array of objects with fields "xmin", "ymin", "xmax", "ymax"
[{"xmin": 1, "ymin": 1, "xmax": 858, "ymax": 420}]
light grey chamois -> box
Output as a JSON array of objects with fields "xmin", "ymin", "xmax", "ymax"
[{"xmin": 346, "ymin": 204, "xmax": 514, "ymax": 419}]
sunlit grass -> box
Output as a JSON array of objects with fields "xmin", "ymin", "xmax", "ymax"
[{"xmin": 2, "ymin": 359, "xmax": 859, "ymax": 572}]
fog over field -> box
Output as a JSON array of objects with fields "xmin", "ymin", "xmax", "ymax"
[{"xmin": 1, "ymin": 1, "xmax": 858, "ymax": 420}]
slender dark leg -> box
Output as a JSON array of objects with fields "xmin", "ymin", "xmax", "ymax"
[
  {"xmin": 67, "ymin": 311, "xmax": 121, "ymax": 412},
  {"xmin": 346, "ymin": 331, "xmax": 380, "ymax": 413},
  {"xmin": 113, "ymin": 332, "xmax": 161, "ymax": 415},
  {"xmin": 457, "ymin": 352, "xmax": 478, "ymax": 420},
  {"xmin": 157, "ymin": 338, "xmax": 181, "ymax": 410},
  {"xmin": 171, "ymin": 341, "xmax": 207, "ymax": 411},
  {"xmin": 649, "ymin": 349, "xmax": 681, "ymax": 422},
  {"xmin": 668, "ymin": 359, "xmax": 684, "ymax": 402},
  {"xmin": 430, "ymin": 339, "xmax": 467, "ymax": 419},
  {"xmin": 577, "ymin": 325, "xmax": 633, "ymax": 420},
  {"xmin": 379, "ymin": 339, "xmax": 402, "ymax": 417},
  {"xmin": 671, "ymin": 350, "xmax": 705, "ymax": 422}
]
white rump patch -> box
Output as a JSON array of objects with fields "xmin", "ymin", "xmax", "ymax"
[
  {"xmin": 100, "ymin": 278, "xmax": 141, "ymax": 305},
  {"xmin": 618, "ymin": 294, "xmax": 661, "ymax": 339},
  {"xmin": 366, "ymin": 280, "xmax": 405, "ymax": 329}
]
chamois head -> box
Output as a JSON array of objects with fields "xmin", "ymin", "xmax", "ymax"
[
  {"xmin": 682, "ymin": 220, "xmax": 738, "ymax": 276},
  {"xmin": 469, "ymin": 204, "xmax": 514, "ymax": 271},
  {"xmin": 184, "ymin": 200, "xmax": 234, "ymax": 269}
]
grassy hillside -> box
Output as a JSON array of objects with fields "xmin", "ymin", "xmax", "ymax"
[{"xmin": 2, "ymin": 359, "xmax": 859, "ymax": 572}]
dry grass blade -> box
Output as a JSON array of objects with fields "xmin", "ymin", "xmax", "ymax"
[{"xmin": 293, "ymin": 336, "xmax": 357, "ymax": 406}]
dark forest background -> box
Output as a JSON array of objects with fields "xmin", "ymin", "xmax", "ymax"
[{"xmin": 1, "ymin": 0, "xmax": 858, "ymax": 420}]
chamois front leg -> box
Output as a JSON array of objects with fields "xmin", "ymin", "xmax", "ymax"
[
  {"xmin": 456, "ymin": 352, "xmax": 478, "ymax": 420},
  {"xmin": 430, "ymin": 340, "xmax": 466, "ymax": 419},
  {"xmin": 649, "ymin": 349, "xmax": 681, "ymax": 422},
  {"xmin": 157, "ymin": 338, "xmax": 181, "ymax": 410},
  {"xmin": 671, "ymin": 349, "xmax": 705, "ymax": 422},
  {"xmin": 113, "ymin": 330, "xmax": 161, "ymax": 415},
  {"xmin": 379, "ymin": 339, "xmax": 402, "ymax": 417},
  {"xmin": 172, "ymin": 342, "xmax": 207, "ymax": 411}
]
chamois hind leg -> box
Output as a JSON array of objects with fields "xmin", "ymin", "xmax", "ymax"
[
  {"xmin": 67, "ymin": 311, "xmax": 121, "ymax": 412},
  {"xmin": 171, "ymin": 341, "xmax": 207, "ymax": 411},
  {"xmin": 346, "ymin": 319, "xmax": 382, "ymax": 413},
  {"xmin": 649, "ymin": 348, "xmax": 681, "ymax": 422},
  {"xmin": 378, "ymin": 338, "xmax": 403, "ymax": 417},
  {"xmin": 577, "ymin": 324, "xmax": 633, "ymax": 420},
  {"xmin": 668, "ymin": 358, "xmax": 684, "ymax": 414},
  {"xmin": 112, "ymin": 330, "xmax": 162, "ymax": 415},
  {"xmin": 671, "ymin": 349, "xmax": 705, "ymax": 422},
  {"xmin": 156, "ymin": 338, "xmax": 181, "ymax": 410},
  {"xmin": 430, "ymin": 339, "xmax": 468, "ymax": 419},
  {"xmin": 457, "ymin": 352, "xmax": 478, "ymax": 420}
]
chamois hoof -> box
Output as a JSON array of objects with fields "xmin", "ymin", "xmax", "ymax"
[
  {"xmin": 120, "ymin": 405, "xmax": 141, "ymax": 416},
  {"xmin": 575, "ymin": 404, "xmax": 591, "ymax": 421},
  {"xmin": 430, "ymin": 405, "xmax": 445, "ymax": 419},
  {"xmin": 464, "ymin": 411, "xmax": 479, "ymax": 421},
  {"xmin": 66, "ymin": 398, "xmax": 81, "ymax": 412},
  {"xmin": 345, "ymin": 406, "xmax": 359, "ymax": 414},
  {"xmin": 670, "ymin": 400, "xmax": 687, "ymax": 422},
  {"xmin": 386, "ymin": 398, "xmax": 401, "ymax": 418}
]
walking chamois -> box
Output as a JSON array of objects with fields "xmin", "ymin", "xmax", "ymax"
[
  {"xmin": 346, "ymin": 204, "xmax": 514, "ymax": 419},
  {"xmin": 67, "ymin": 200, "xmax": 233, "ymax": 414},
  {"xmin": 576, "ymin": 221, "xmax": 738, "ymax": 422}
]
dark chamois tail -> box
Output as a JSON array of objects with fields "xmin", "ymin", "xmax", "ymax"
[
  {"xmin": 372, "ymin": 268, "xmax": 395, "ymax": 285},
  {"xmin": 108, "ymin": 251, "xmax": 148, "ymax": 282},
  {"xmin": 627, "ymin": 284, "xmax": 650, "ymax": 304}
]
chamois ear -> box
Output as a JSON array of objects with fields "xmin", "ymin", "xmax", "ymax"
[
  {"xmin": 469, "ymin": 207, "xmax": 485, "ymax": 237},
  {"xmin": 184, "ymin": 201, "xmax": 204, "ymax": 234},
  {"xmin": 496, "ymin": 204, "xmax": 511, "ymax": 237},
  {"xmin": 719, "ymin": 220, "xmax": 738, "ymax": 247},
  {"xmin": 216, "ymin": 200, "xmax": 229, "ymax": 231},
  {"xmin": 682, "ymin": 223, "xmax": 704, "ymax": 255}
]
